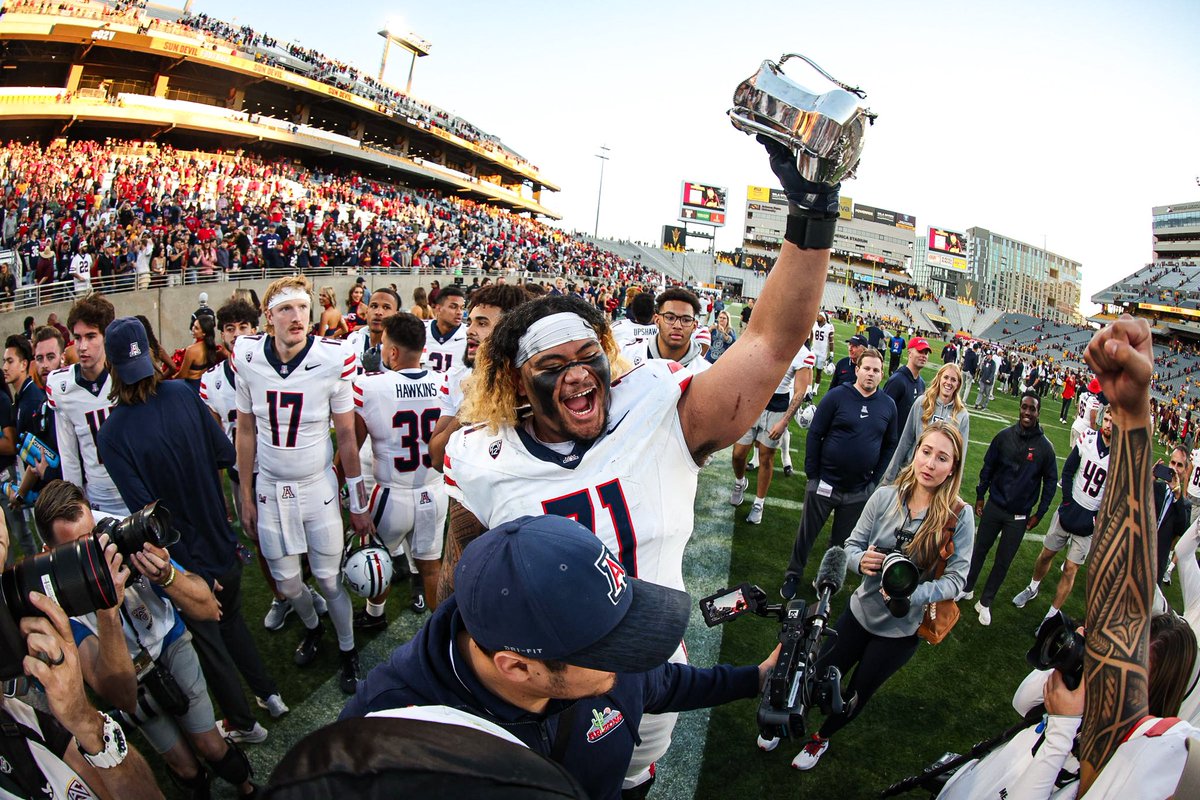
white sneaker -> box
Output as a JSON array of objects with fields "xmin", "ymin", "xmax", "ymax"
[
  {"xmin": 263, "ymin": 598, "xmax": 292, "ymax": 631},
  {"xmin": 791, "ymin": 735, "xmax": 829, "ymax": 770},
  {"xmin": 975, "ymin": 602, "xmax": 992, "ymax": 626},
  {"xmin": 730, "ymin": 477, "xmax": 748, "ymax": 506},
  {"xmin": 757, "ymin": 735, "xmax": 780, "ymax": 752},
  {"xmin": 216, "ymin": 720, "xmax": 268, "ymax": 744},
  {"xmin": 256, "ymin": 694, "xmax": 289, "ymax": 719},
  {"xmin": 310, "ymin": 586, "xmax": 328, "ymax": 615},
  {"xmin": 747, "ymin": 502, "xmax": 764, "ymax": 524},
  {"xmin": 1013, "ymin": 585, "xmax": 1039, "ymax": 609}
]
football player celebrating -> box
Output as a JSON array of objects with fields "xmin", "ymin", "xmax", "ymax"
[
  {"xmin": 422, "ymin": 285, "xmax": 466, "ymax": 374},
  {"xmin": 45, "ymin": 294, "xmax": 128, "ymax": 515},
  {"xmin": 351, "ymin": 313, "xmax": 445, "ymax": 629},
  {"xmin": 429, "ymin": 284, "xmax": 531, "ymax": 472},
  {"xmin": 234, "ymin": 276, "xmax": 373, "ymax": 694},
  {"xmin": 809, "ymin": 311, "xmax": 836, "ymax": 395},
  {"xmin": 439, "ymin": 135, "xmax": 842, "ymax": 796}
]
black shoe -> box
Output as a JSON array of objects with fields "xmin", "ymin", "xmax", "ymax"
[
  {"xmin": 780, "ymin": 575, "xmax": 798, "ymax": 600},
  {"xmin": 410, "ymin": 584, "xmax": 427, "ymax": 614},
  {"xmin": 294, "ymin": 621, "xmax": 323, "ymax": 667},
  {"xmin": 783, "ymin": 465, "xmax": 794, "ymax": 478},
  {"xmin": 339, "ymin": 648, "xmax": 361, "ymax": 695},
  {"xmin": 391, "ymin": 568, "xmax": 409, "ymax": 587},
  {"xmin": 353, "ymin": 608, "xmax": 387, "ymax": 632}
]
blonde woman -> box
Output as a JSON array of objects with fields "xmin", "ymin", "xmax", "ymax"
[
  {"xmin": 883, "ymin": 362, "xmax": 970, "ymax": 484},
  {"xmin": 786, "ymin": 422, "xmax": 974, "ymax": 770},
  {"xmin": 410, "ymin": 286, "xmax": 435, "ymax": 320},
  {"xmin": 316, "ymin": 286, "xmax": 347, "ymax": 338}
]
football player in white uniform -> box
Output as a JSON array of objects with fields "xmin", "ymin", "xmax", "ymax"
[
  {"xmin": 351, "ymin": 313, "xmax": 446, "ymax": 629},
  {"xmin": 619, "ymin": 288, "xmax": 711, "ymax": 374},
  {"xmin": 1013, "ymin": 407, "xmax": 1112, "ymax": 619},
  {"xmin": 202, "ymin": 299, "xmax": 329, "ymax": 632},
  {"xmin": 345, "ymin": 287, "xmax": 401, "ymax": 373},
  {"xmin": 234, "ymin": 276, "xmax": 373, "ymax": 694},
  {"xmin": 730, "ymin": 346, "xmax": 814, "ymax": 523},
  {"xmin": 45, "ymin": 295, "xmax": 128, "ymax": 516},
  {"xmin": 1070, "ymin": 390, "xmax": 1101, "ymax": 450},
  {"xmin": 428, "ymin": 284, "xmax": 531, "ymax": 472},
  {"xmin": 610, "ymin": 292, "xmax": 658, "ymax": 349},
  {"xmin": 422, "ymin": 285, "xmax": 466, "ymax": 374},
  {"xmin": 809, "ymin": 311, "xmax": 835, "ymax": 395}
]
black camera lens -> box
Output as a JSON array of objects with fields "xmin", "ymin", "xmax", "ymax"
[
  {"xmin": 880, "ymin": 553, "xmax": 920, "ymax": 598},
  {"xmin": 104, "ymin": 502, "xmax": 178, "ymax": 559},
  {"xmin": 0, "ymin": 537, "xmax": 120, "ymax": 680},
  {"xmin": 1027, "ymin": 610, "xmax": 1086, "ymax": 689}
]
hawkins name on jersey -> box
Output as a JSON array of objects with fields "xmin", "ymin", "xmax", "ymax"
[
  {"xmin": 354, "ymin": 368, "xmax": 443, "ymax": 490},
  {"xmin": 444, "ymin": 359, "xmax": 700, "ymax": 591},
  {"xmin": 232, "ymin": 334, "xmax": 355, "ymax": 483},
  {"xmin": 44, "ymin": 364, "xmax": 121, "ymax": 508},
  {"xmin": 422, "ymin": 319, "xmax": 467, "ymax": 374}
]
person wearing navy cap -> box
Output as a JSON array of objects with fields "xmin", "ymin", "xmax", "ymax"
[
  {"xmin": 343, "ymin": 514, "xmax": 778, "ymax": 800},
  {"xmin": 829, "ymin": 334, "xmax": 867, "ymax": 390}
]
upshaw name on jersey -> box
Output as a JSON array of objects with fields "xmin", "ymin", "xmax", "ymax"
[{"xmin": 586, "ymin": 706, "xmax": 626, "ymax": 743}]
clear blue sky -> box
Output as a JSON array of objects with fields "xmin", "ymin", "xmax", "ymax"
[{"xmin": 190, "ymin": 0, "xmax": 1200, "ymax": 312}]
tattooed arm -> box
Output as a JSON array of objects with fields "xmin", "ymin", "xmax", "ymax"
[
  {"xmin": 434, "ymin": 498, "xmax": 488, "ymax": 605},
  {"xmin": 1078, "ymin": 316, "xmax": 1155, "ymax": 796}
]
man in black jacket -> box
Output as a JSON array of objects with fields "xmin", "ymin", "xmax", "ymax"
[
  {"xmin": 781, "ymin": 347, "xmax": 898, "ymax": 598},
  {"xmin": 342, "ymin": 515, "xmax": 774, "ymax": 800},
  {"xmin": 1155, "ymin": 445, "xmax": 1192, "ymax": 584},
  {"xmin": 882, "ymin": 337, "xmax": 929, "ymax": 425},
  {"xmin": 960, "ymin": 343, "xmax": 979, "ymax": 402},
  {"xmin": 961, "ymin": 392, "xmax": 1058, "ymax": 625},
  {"xmin": 829, "ymin": 334, "xmax": 866, "ymax": 390}
]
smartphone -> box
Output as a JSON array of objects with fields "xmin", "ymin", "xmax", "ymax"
[{"xmin": 1153, "ymin": 463, "xmax": 1174, "ymax": 482}]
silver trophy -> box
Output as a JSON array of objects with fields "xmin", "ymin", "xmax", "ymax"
[{"xmin": 729, "ymin": 53, "xmax": 876, "ymax": 184}]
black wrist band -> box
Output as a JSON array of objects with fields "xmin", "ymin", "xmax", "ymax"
[{"xmin": 785, "ymin": 213, "xmax": 838, "ymax": 250}]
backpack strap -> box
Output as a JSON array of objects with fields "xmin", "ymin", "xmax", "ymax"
[{"xmin": 0, "ymin": 705, "xmax": 55, "ymax": 799}]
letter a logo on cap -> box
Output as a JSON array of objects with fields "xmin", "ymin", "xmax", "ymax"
[
  {"xmin": 594, "ymin": 551, "xmax": 627, "ymax": 605},
  {"xmin": 129, "ymin": 341, "xmax": 141, "ymax": 357}
]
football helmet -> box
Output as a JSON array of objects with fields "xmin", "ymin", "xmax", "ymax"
[
  {"xmin": 795, "ymin": 405, "xmax": 817, "ymax": 429},
  {"xmin": 822, "ymin": 361, "xmax": 835, "ymax": 375},
  {"xmin": 342, "ymin": 534, "xmax": 394, "ymax": 598}
]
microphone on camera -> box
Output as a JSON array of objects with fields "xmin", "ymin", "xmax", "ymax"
[{"xmin": 815, "ymin": 547, "xmax": 848, "ymax": 595}]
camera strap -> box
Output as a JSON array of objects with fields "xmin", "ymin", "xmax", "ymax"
[
  {"xmin": 550, "ymin": 703, "xmax": 578, "ymax": 764},
  {"xmin": 0, "ymin": 707, "xmax": 60, "ymax": 799}
]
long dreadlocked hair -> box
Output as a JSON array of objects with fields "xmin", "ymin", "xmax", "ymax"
[{"xmin": 461, "ymin": 295, "xmax": 629, "ymax": 433}]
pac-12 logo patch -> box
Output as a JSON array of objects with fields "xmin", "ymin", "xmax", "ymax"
[
  {"xmin": 489, "ymin": 440, "xmax": 502, "ymax": 459},
  {"xmin": 586, "ymin": 706, "xmax": 625, "ymax": 743},
  {"xmin": 594, "ymin": 551, "xmax": 628, "ymax": 604}
]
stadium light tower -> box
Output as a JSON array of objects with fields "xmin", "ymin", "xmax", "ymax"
[
  {"xmin": 594, "ymin": 145, "xmax": 610, "ymax": 238},
  {"xmin": 378, "ymin": 23, "xmax": 431, "ymax": 96}
]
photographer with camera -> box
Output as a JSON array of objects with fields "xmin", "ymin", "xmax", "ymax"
[
  {"xmin": 0, "ymin": 587, "xmax": 163, "ymax": 800},
  {"xmin": 33, "ymin": 479, "xmax": 258, "ymax": 798},
  {"xmin": 786, "ymin": 422, "xmax": 973, "ymax": 771}
]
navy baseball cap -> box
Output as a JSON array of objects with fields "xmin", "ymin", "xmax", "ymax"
[
  {"xmin": 104, "ymin": 317, "xmax": 154, "ymax": 383},
  {"xmin": 455, "ymin": 515, "xmax": 690, "ymax": 673},
  {"xmin": 848, "ymin": 334, "xmax": 867, "ymax": 346}
]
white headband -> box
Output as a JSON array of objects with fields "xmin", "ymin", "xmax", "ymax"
[
  {"xmin": 515, "ymin": 313, "xmax": 599, "ymax": 367},
  {"xmin": 267, "ymin": 287, "xmax": 311, "ymax": 311}
]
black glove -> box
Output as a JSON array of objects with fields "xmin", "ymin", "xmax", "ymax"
[
  {"xmin": 361, "ymin": 346, "xmax": 381, "ymax": 373},
  {"xmin": 759, "ymin": 135, "xmax": 840, "ymax": 218}
]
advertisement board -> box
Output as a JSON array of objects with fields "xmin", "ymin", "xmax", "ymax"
[
  {"xmin": 926, "ymin": 226, "xmax": 968, "ymax": 272},
  {"xmin": 679, "ymin": 181, "xmax": 727, "ymax": 226}
]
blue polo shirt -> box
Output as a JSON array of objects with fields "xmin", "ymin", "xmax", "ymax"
[{"xmin": 10, "ymin": 377, "xmax": 60, "ymax": 484}]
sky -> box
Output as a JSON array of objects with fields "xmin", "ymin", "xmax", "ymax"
[{"xmin": 189, "ymin": 0, "xmax": 1200, "ymax": 314}]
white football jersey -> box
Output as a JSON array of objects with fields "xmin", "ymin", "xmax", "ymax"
[
  {"xmin": 810, "ymin": 321, "xmax": 835, "ymax": 358},
  {"xmin": 233, "ymin": 334, "xmax": 354, "ymax": 483},
  {"xmin": 619, "ymin": 340, "xmax": 712, "ymax": 375},
  {"xmin": 445, "ymin": 360, "xmax": 700, "ymax": 590},
  {"xmin": 44, "ymin": 364, "xmax": 121, "ymax": 511},
  {"xmin": 422, "ymin": 319, "xmax": 466, "ymax": 374},
  {"xmin": 354, "ymin": 368, "xmax": 442, "ymax": 489},
  {"xmin": 1188, "ymin": 448, "xmax": 1200, "ymax": 503},
  {"xmin": 775, "ymin": 345, "xmax": 816, "ymax": 394},
  {"xmin": 610, "ymin": 318, "xmax": 659, "ymax": 349},
  {"xmin": 439, "ymin": 363, "xmax": 471, "ymax": 419},
  {"xmin": 1069, "ymin": 430, "xmax": 1110, "ymax": 512},
  {"xmin": 199, "ymin": 360, "xmax": 238, "ymax": 441}
]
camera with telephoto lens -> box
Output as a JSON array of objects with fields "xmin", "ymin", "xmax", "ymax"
[
  {"xmin": 1027, "ymin": 609, "xmax": 1085, "ymax": 690},
  {"xmin": 875, "ymin": 528, "xmax": 921, "ymax": 617},
  {"xmin": 0, "ymin": 502, "xmax": 177, "ymax": 682},
  {"xmin": 698, "ymin": 547, "xmax": 849, "ymax": 741}
]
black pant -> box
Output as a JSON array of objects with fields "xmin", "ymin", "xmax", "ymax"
[
  {"xmin": 964, "ymin": 500, "xmax": 1028, "ymax": 607},
  {"xmin": 889, "ymin": 352, "xmax": 900, "ymax": 374},
  {"xmin": 186, "ymin": 560, "xmax": 278, "ymax": 730},
  {"xmin": 1060, "ymin": 397, "xmax": 1072, "ymax": 420},
  {"xmin": 815, "ymin": 606, "xmax": 919, "ymax": 739},
  {"xmin": 786, "ymin": 482, "xmax": 870, "ymax": 578}
]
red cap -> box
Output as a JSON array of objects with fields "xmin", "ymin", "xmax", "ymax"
[
  {"xmin": 1087, "ymin": 377, "xmax": 1101, "ymax": 394},
  {"xmin": 908, "ymin": 337, "xmax": 932, "ymax": 353}
]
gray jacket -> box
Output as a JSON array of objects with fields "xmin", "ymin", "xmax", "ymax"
[
  {"xmin": 882, "ymin": 397, "xmax": 971, "ymax": 484},
  {"xmin": 845, "ymin": 486, "xmax": 975, "ymax": 638}
]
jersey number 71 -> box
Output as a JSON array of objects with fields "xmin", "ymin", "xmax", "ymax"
[{"xmin": 542, "ymin": 479, "xmax": 638, "ymax": 576}]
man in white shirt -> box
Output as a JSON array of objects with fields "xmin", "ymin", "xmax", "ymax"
[{"xmin": 69, "ymin": 244, "xmax": 93, "ymax": 297}]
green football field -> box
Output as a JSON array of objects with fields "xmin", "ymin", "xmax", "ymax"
[{"xmin": 177, "ymin": 314, "xmax": 1183, "ymax": 800}]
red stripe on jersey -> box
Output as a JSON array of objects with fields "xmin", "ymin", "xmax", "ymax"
[
  {"xmin": 352, "ymin": 383, "xmax": 364, "ymax": 395},
  {"xmin": 343, "ymin": 354, "xmax": 355, "ymax": 365},
  {"xmin": 440, "ymin": 385, "xmax": 449, "ymax": 394},
  {"xmin": 444, "ymin": 474, "xmax": 458, "ymax": 488},
  {"xmin": 679, "ymin": 374, "xmax": 692, "ymax": 392},
  {"xmin": 341, "ymin": 369, "xmax": 355, "ymax": 378},
  {"xmin": 368, "ymin": 483, "xmax": 380, "ymax": 512},
  {"xmin": 666, "ymin": 361, "xmax": 683, "ymax": 374},
  {"xmin": 443, "ymin": 455, "xmax": 452, "ymax": 471},
  {"xmin": 199, "ymin": 390, "xmax": 208, "ymax": 399},
  {"xmin": 353, "ymin": 397, "xmax": 363, "ymax": 407}
]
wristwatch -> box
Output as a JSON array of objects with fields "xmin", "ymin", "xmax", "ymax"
[{"xmin": 77, "ymin": 711, "xmax": 128, "ymax": 769}]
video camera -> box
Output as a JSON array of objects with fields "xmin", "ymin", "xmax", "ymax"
[
  {"xmin": 698, "ymin": 547, "xmax": 848, "ymax": 741},
  {"xmin": 0, "ymin": 501, "xmax": 177, "ymax": 681}
]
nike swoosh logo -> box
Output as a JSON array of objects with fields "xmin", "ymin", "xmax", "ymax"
[
  {"xmin": 305, "ymin": 364, "xmax": 321, "ymax": 371},
  {"xmin": 607, "ymin": 412, "xmax": 630, "ymax": 434},
  {"xmin": 324, "ymin": 497, "xmax": 334, "ymax": 505}
]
